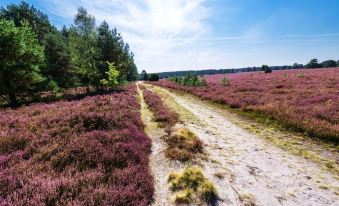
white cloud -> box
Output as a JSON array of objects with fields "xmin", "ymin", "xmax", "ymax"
[
  {"xmin": 46, "ymin": 0, "xmax": 212, "ymax": 72},
  {"xmin": 43, "ymin": 0, "xmax": 339, "ymax": 72}
]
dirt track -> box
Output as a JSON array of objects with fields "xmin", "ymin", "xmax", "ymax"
[{"xmin": 140, "ymin": 83, "xmax": 339, "ymax": 206}]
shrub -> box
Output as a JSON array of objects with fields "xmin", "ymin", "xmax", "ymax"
[
  {"xmin": 261, "ymin": 65, "xmax": 272, "ymax": 73},
  {"xmin": 220, "ymin": 76, "xmax": 230, "ymax": 86},
  {"xmin": 169, "ymin": 73, "xmax": 207, "ymax": 86},
  {"xmin": 143, "ymin": 89, "xmax": 179, "ymax": 130},
  {"xmin": 148, "ymin": 74, "xmax": 160, "ymax": 81},
  {"xmin": 0, "ymin": 136, "xmax": 29, "ymax": 154}
]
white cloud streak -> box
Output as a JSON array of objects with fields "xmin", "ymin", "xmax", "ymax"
[
  {"xmin": 46, "ymin": 0, "xmax": 213, "ymax": 72},
  {"xmin": 44, "ymin": 0, "xmax": 339, "ymax": 72}
]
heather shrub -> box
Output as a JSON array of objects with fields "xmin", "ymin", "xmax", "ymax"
[
  {"xmin": 0, "ymin": 136, "xmax": 29, "ymax": 155},
  {"xmin": 143, "ymin": 89, "xmax": 179, "ymax": 130},
  {"xmin": 0, "ymin": 84, "xmax": 154, "ymax": 205}
]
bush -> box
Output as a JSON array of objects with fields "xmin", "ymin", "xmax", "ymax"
[
  {"xmin": 220, "ymin": 76, "xmax": 230, "ymax": 86},
  {"xmin": 169, "ymin": 73, "xmax": 207, "ymax": 86},
  {"xmin": 143, "ymin": 89, "xmax": 179, "ymax": 130},
  {"xmin": 261, "ymin": 65, "xmax": 272, "ymax": 73},
  {"xmin": 148, "ymin": 74, "xmax": 160, "ymax": 81}
]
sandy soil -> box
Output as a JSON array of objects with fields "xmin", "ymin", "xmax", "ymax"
[
  {"xmin": 147, "ymin": 84, "xmax": 339, "ymax": 206},
  {"xmin": 137, "ymin": 84, "xmax": 184, "ymax": 206}
]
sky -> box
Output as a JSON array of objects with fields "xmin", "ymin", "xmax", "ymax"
[{"xmin": 1, "ymin": 0, "xmax": 339, "ymax": 73}]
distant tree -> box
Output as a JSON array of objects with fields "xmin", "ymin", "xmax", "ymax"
[
  {"xmin": 305, "ymin": 58, "xmax": 321, "ymax": 68},
  {"xmin": 100, "ymin": 62, "xmax": 120, "ymax": 88},
  {"xmin": 141, "ymin": 70, "xmax": 149, "ymax": 81},
  {"xmin": 292, "ymin": 63, "xmax": 304, "ymax": 69},
  {"xmin": 261, "ymin": 65, "xmax": 272, "ymax": 73},
  {"xmin": 0, "ymin": 20, "xmax": 45, "ymax": 106},
  {"xmin": 337, "ymin": 60, "xmax": 339, "ymax": 67},
  {"xmin": 148, "ymin": 74, "xmax": 160, "ymax": 81},
  {"xmin": 321, "ymin": 60, "xmax": 337, "ymax": 68}
]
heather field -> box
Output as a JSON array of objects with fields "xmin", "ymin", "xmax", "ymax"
[
  {"xmin": 0, "ymin": 84, "xmax": 154, "ymax": 205},
  {"xmin": 152, "ymin": 68, "xmax": 339, "ymax": 143},
  {"xmin": 1, "ymin": 1, "xmax": 339, "ymax": 205},
  {"xmin": 142, "ymin": 88, "xmax": 179, "ymax": 132}
]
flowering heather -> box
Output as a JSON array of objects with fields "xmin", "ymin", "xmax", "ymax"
[
  {"xmin": 152, "ymin": 68, "xmax": 339, "ymax": 142},
  {"xmin": 0, "ymin": 84, "xmax": 154, "ymax": 205},
  {"xmin": 143, "ymin": 89, "xmax": 179, "ymax": 132}
]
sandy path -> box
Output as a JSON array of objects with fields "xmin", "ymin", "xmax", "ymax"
[
  {"xmin": 137, "ymin": 84, "xmax": 183, "ymax": 206},
  {"xmin": 150, "ymin": 85, "xmax": 339, "ymax": 206}
]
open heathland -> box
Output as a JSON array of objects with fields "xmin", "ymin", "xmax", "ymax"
[
  {"xmin": 0, "ymin": 84, "xmax": 154, "ymax": 205},
  {"xmin": 152, "ymin": 68, "xmax": 339, "ymax": 143}
]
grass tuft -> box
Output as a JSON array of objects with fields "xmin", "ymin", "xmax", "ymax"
[
  {"xmin": 168, "ymin": 167, "xmax": 218, "ymax": 204},
  {"xmin": 165, "ymin": 128, "xmax": 203, "ymax": 162}
]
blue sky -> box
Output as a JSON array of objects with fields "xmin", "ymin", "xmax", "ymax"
[{"xmin": 1, "ymin": 0, "xmax": 339, "ymax": 72}]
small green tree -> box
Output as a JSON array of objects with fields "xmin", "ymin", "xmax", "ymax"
[
  {"xmin": 261, "ymin": 65, "xmax": 272, "ymax": 73},
  {"xmin": 141, "ymin": 70, "xmax": 148, "ymax": 81},
  {"xmin": 0, "ymin": 20, "xmax": 45, "ymax": 106},
  {"xmin": 220, "ymin": 76, "xmax": 230, "ymax": 86},
  {"xmin": 149, "ymin": 74, "xmax": 160, "ymax": 81},
  {"xmin": 305, "ymin": 58, "xmax": 320, "ymax": 68},
  {"xmin": 100, "ymin": 62, "xmax": 119, "ymax": 88}
]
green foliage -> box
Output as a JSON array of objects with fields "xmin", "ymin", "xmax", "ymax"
[
  {"xmin": 0, "ymin": 19, "xmax": 45, "ymax": 106},
  {"xmin": 0, "ymin": 1, "xmax": 51, "ymax": 43},
  {"xmin": 169, "ymin": 72, "xmax": 207, "ymax": 86},
  {"xmin": 141, "ymin": 70, "xmax": 148, "ymax": 80},
  {"xmin": 292, "ymin": 63, "xmax": 304, "ymax": 69},
  {"xmin": 0, "ymin": 1, "xmax": 73, "ymax": 89},
  {"xmin": 148, "ymin": 73, "xmax": 160, "ymax": 81},
  {"xmin": 43, "ymin": 29, "xmax": 73, "ymax": 88},
  {"xmin": 100, "ymin": 62, "xmax": 120, "ymax": 88},
  {"xmin": 69, "ymin": 7, "xmax": 99, "ymax": 86},
  {"xmin": 306, "ymin": 58, "xmax": 320, "ymax": 68},
  {"xmin": 321, "ymin": 60, "xmax": 337, "ymax": 68},
  {"xmin": 261, "ymin": 65, "xmax": 272, "ymax": 73},
  {"xmin": 0, "ymin": 2, "xmax": 139, "ymax": 106},
  {"xmin": 220, "ymin": 76, "xmax": 230, "ymax": 86}
]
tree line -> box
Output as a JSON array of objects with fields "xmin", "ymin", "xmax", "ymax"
[
  {"xmin": 156, "ymin": 58, "xmax": 339, "ymax": 79},
  {"xmin": 0, "ymin": 2, "xmax": 138, "ymax": 106}
]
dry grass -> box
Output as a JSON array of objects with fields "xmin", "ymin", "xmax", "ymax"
[
  {"xmin": 239, "ymin": 193, "xmax": 256, "ymax": 206},
  {"xmin": 168, "ymin": 167, "xmax": 218, "ymax": 204},
  {"xmin": 165, "ymin": 128, "xmax": 203, "ymax": 162}
]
